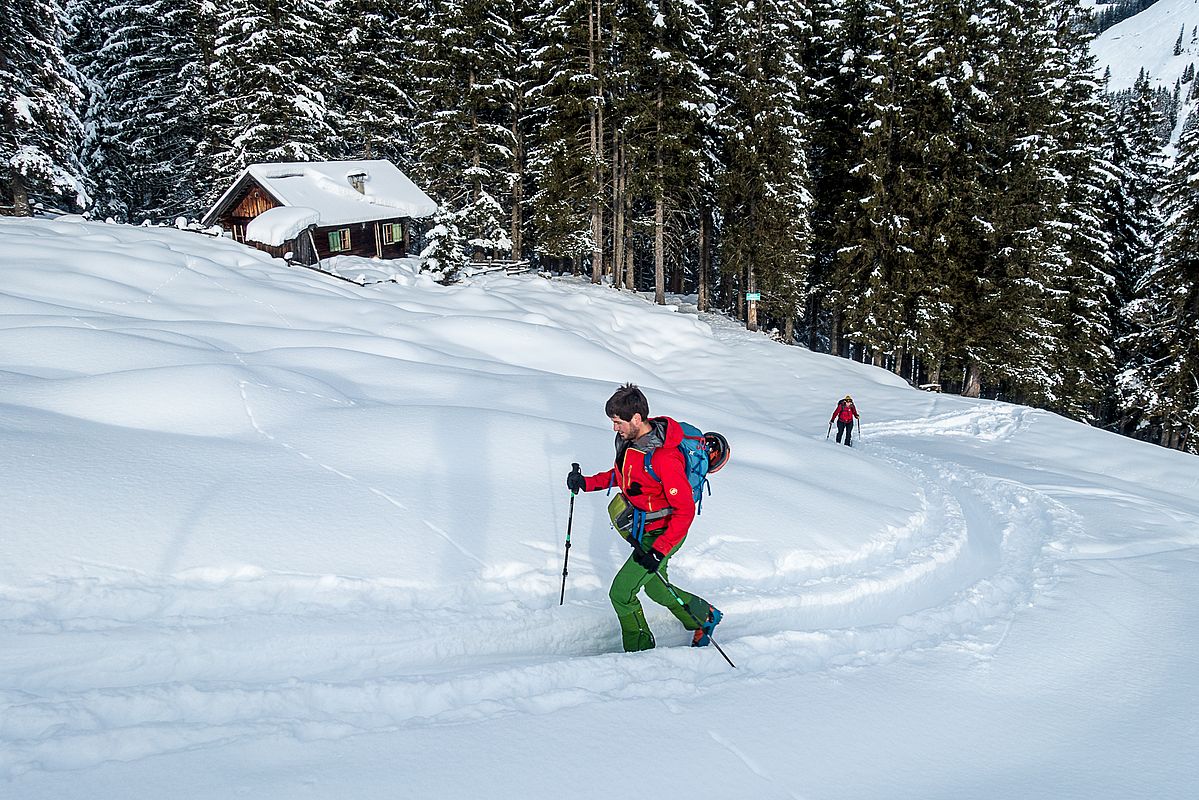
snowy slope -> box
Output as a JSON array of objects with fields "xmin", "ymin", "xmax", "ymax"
[
  {"xmin": 1, "ymin": 217, "xmax": 1197, "ymax": 799},
  {"xmin": 1091, "ymin": 0, "xmax": 1199, "ymax": 91}
]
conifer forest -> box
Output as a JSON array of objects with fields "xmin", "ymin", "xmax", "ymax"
[{"xmin": 3, "ymin": 0, "xmax": 1198, "ymax": 454}]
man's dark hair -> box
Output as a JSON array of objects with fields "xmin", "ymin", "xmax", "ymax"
[{"xmin": 605, "ymin": 383, "xmax": 649, "ymax": 421}]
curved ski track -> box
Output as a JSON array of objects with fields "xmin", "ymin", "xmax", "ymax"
[{"xmin": 0, "ymin": 405, "xmax": 1067, "ymax": 778}]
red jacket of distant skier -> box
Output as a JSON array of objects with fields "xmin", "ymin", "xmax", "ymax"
[{"xmin": 832, "ymin": 400, "xmax": 858, "ymax": 423}]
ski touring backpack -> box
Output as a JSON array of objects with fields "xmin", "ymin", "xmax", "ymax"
[{"xmin": 646, "ymin": 421, "xmax": 730, "ymax": 514}]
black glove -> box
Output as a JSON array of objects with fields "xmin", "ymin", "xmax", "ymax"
[
  {"xmin": 632, "ymin": 546, "xmax": 664, "ymax": 573},
  {"xmin": 566, "ymin": 464, "xmax": 585, "ymax": 494}
]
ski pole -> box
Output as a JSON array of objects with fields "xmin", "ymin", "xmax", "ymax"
[
  {"xmin": 655, "ymin": 574, "xmax": 736, "ymax": 669},
  {"xmin": 559, "ymin": 463, "xmax": 580, "ymax": 605},
  {"xmin": 826, "ymin": 420, "xmax": 832, "ymax": 440}
]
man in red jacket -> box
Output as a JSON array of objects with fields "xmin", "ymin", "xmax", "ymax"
[
  {"xmin": 567, "ymin": 383, "xmax": 721, "ymax": 652},
  {"xmin": 830, "ymin": 394, "xmax": 860, "ymax": 446}
]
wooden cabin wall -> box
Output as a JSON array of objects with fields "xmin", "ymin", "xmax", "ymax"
[{"xmin": 313, "ymin": 220, "xmax": 411, "ymax": 261}]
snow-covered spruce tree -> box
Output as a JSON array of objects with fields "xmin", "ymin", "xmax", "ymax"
[
  {"xmin": 607, "ymin": 0, "xmax": 649, "ymax": 288},
  {"xmin": 1035, "ymin": 0, "xmax": 1119, "ymax": 422},
  {"xmin": 331, "ymin": 0, "xmax": 418, "ymax": 165},
  {"xmin": 524, "ymin": 0, "xmax": 605, "ymax": 271},
  {"xmin": 1118, "ymin": 111, "xmax": 1199, "ymax": 453},
  {"xmin": 1106, "ymin": 71, "xmax": 1166, "ymax": 313},
  {"xmin": 804, "ymin": 0, "xmax": 875, "ymax": 353},
  {"xmin": 63, "ymin": 0, "xmax": 110, "ymax": 216},
  {"xmin": 920, "ymin": 0, "xmax": 1008, "ymax": 388},
  {"xmin": 688, "ymin": 0, "xmax": 725, "ymax": 314},
  {"xmin": 410, "ymin": 0, "xmax": 519, "ymax": 261},
  {"xmin": 827, "ymin": 0, "xmax": 936, "ymax": 369},
  {"xmin": 1106, "ymin": 72, "xmax": 1166, "ymax": 434},
  {"xmin": 74, "ymin": 0, "xmax": 213, "ymax": 222},
  {"xmin": 419, "ymin": 204, "xmax": 472, "ymax": 280},
  {"xmin": 0, "ymin": 0, "xmax": 88, "ymax": 215},
  {"xmin": 713, "ymin": 0, "xmax": 813, "ymax": 332},
  {"xmin": 950, "ymin": 0, "xmax": 1063, "ymax": 399},
  {"xmin": 506, "ymin": 4, "xmax": 535, "ymax": 262},
  {"xmin": 458, "ymin": 190, "xmax": 512, "ymax": 260},
  {"xmin": 634, "ymin": 0, "xmax": 716, "ymax": 305},
  {"xmin": 208, "ymin": 0, "xmax": 338, "ymax": 192}
]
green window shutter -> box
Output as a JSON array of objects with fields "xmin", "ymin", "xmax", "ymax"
[{"xmin": 327, "ymin": 229, "xmax": 351, "ymax": 251}]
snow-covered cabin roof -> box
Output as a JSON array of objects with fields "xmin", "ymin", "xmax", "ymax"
[
  {"xmin": 202, "ymin": 160, "xmax": 437, "ymax": 228},
  {"xmin": 245, "ymin": 206, "xmax": 320, "ymax": 247}
]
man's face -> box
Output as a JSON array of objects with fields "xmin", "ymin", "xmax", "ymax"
[{"xmin": 611, "ymin": 413, "xmax": 643, "ymax": 441}]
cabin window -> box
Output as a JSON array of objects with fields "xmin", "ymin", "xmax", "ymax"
[
  {"xmin": 381, "ymin": 222, "xmax": 403, "ymax": 245},
  {"xmin": 328, "ymin": 229, "xmax": 352, "ymax": 252}
]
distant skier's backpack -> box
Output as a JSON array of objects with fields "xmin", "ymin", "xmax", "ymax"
[{"xmin": 647, "ymin": 421, "xmax": 730, "ymax": 513}]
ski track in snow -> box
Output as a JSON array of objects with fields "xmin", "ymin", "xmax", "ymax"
[{"xmin": 0, "ymin": 403, "xmax": 1068, "ymax": 779}]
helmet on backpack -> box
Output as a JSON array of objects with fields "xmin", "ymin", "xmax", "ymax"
[{"xmin": 704, "ymin": 431, "xmax": 730, "ymax": 473}]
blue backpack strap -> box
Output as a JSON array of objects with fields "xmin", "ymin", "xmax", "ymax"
[
  {"xmin": 631, "ymin": 508, "xmax": 647, "ymax": 543},
  {"xmin": 644, "ymin": 448, "xmax": 659, "ymax": 483}
]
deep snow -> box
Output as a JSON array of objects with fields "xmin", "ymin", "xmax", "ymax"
[{"xmin": 1, "ymin": 216, "xmax": 1196, "ymax": 799}]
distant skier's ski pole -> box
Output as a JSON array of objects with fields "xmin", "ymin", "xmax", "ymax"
[
  {"xmin": 560, "ymin": 463, "xmax": 580, "ymax": 605},
  {"xmin": 826, "ymin": 421, "xmax": 832, "ymax": 440},
  {"xmin": 656, "ymin": 576, "xmax": 737, "ymax": 669}
]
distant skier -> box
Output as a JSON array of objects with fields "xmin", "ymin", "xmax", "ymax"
[
  {"xmin": 830, "ymin": 395, "xmax": 860, "ymax": 446},
  {"xmin": 566, "ymin": 383, "xmax": 722, "ymax": 652}
]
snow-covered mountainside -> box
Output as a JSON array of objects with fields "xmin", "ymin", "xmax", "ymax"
[
  {"xmin": 1, "ymin": 217, "xmax": 1197, "ymax": 799},
  {"xmin": 1091, "ymin": 0, "xmax": 1199, "ymax": 92}
]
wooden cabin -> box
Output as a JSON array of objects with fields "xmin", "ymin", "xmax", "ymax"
[{"xmin": 201, "ymin": 160, "xmax": 437, "ymax": 265}]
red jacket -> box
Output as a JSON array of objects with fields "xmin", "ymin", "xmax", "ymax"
[
  {"xmin": 831, "ymin": 400, "xmax": 859, "ymax": 423},
  {"xmin": 582, "ymin": 416, "xmax": 695, "ymax": 556}
]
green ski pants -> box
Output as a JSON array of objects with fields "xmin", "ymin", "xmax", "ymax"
[{"xmin": 609, "ymin": 543, "xmax": 711, "ymax": 652}]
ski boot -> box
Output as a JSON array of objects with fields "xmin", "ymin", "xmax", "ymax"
[{"xmin": 691, "ymin": 606, "xmax": 723, "ymax": 648}]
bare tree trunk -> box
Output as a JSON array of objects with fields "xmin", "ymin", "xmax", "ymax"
[
  {"xmin": 698, "ymin": 206, "xmax": 711, "ymax": 312},
  {"xmin": 510, "ymin": 94, "xmax": 524, "ymax": 260},
  {"xmin": 830, "ymin": 308, "xmax": 841, "ymax": 357},
  {"xmin": 1161, "ymin": 425, "xmax": 1179, "ymax": 450},
  {"xmin": 469, "ymin": 67, "xmax": 483, "ymax": 263},
  {"xmin": 10, "ymin": 173, "xmax": 30, "ymax": 216},
  {"xmin": 963, "ymin": 360, "xmax": 982, "ymax": 398},
  {"xmin": 654, "ymin": 87, "xmax": 665, "ymax": 305},
  {"xmin": 927, "ymin": 357, "xmax": 942, "ymax": 387},
  {"xmin": 589, "ymin": 0, "xmax": 603, "ymax": 284},
  {"xmin": 612, "ymin": 130, "xmax": 625, "ymax": 288},
  {"xmin": 654, "ymin": 190, "xmax": 666, "ymax": 304},
  {"xmin": 735, "ymin": 268, "xmax": 744, "ymax": 321},
  {"xmin": 806, "ymin": 293, "xmax": 821, "ymax": 351},
  {"xmin": 746, "ymin": 267, "xmax": 758, "ymax": 331}
]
